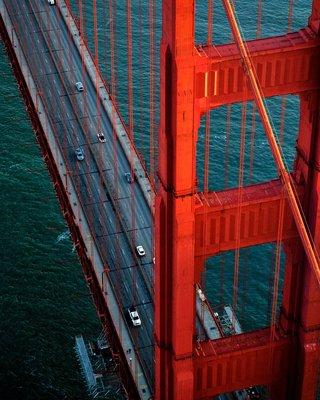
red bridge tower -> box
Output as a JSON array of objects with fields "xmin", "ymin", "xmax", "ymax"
[{"xmin": 155, "ymin": 0, "xmax": 320, "ymax": 399}]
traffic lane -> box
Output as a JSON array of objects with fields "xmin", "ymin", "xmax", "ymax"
[
  {"xmin": 50, "ymin": 6, "xmax": 153, "ymax": 226},
  {"xmin": 34, "ymin": 0, "xmax": 156, "ymax": 344},
  {"xmin": 19, "ymin": 4, "xmax": 123, "ymax": 213},
  {"xmin": 61, "ymin": 138, "xmax": 103, "ymax": 175},
  {"xmin": 106, "ymin": 266, "xmax": 154, "ymax": 360},
  {"xmin": 30, "ymin": 3, "xmax": 154, "ymax": 308},
  {"xmin": 19, "ymin": 1, "xmax": 95, "ymax": 137},
  {"xmin": 96, "ymin": 233, "xmax": 142, "ymax": 275},
  {"xmin": 12, "ymin": 0, "xmax": 150, "ymax": 304},
  {"xmin": 110, "ymin": 268, "xmax": 151, "ymax": 311},
  {"xmin": 124, "ymin": 302, "xmax": 154, "ymax": 385},
  {"xmin": 13, "ymin": 2, "xmax": 93, "ymax": 186},
  {"xmin": 115, "ymin": 194, "xmax": 151, "ymax": 232},
  {"xmin": 134, "ymin": 302, "xmax": 154, "ymax": 384},
  {"xmin": 10, "ymin": 0, "xmax": 156, "ymax": 387},
  {"xmin": 69, "ymin": 171, "xmax": 155, "ymax": 336},
  {"xmin": 15, "ymin": 22, "xmax": 79, "ymax": 127},
  {"xmin": 21, "ymin": 0, "xmax": 155, "ymax": 313},
  {"xmin": 46, "ymin": 3, "xmax": 155, "ymax": 280},
  {"xmin": 9, "ymin": 4, "xmax": 80, "ymax": 136},
  {"xmin": 83, "ymin": 199, "xmax": 122, "ymax": 237},
  {"xmin": 16, "ymin": 6, "xmax": 103, "ymax": 200},
  {"xmin": 68, "ymin": 154, "xmax": 156, "ymax": 329}
]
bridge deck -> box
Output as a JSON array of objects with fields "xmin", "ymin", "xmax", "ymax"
[
  {"xmin": 0, "ymin": 0, "xmax": 153, "ymax": 397},
  {"xmin": 0, "ymin": 0, "xmax": 222, "ymax": 398}
]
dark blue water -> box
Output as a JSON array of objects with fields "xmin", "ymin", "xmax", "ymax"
[{"xmin": 0, "ymin": 1, "xmax": 314, "ymax": 399}]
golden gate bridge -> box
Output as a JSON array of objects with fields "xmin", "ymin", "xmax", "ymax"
[{"xmin": 1, "ymin": 0, "xmax": 320, "ymax": 399}]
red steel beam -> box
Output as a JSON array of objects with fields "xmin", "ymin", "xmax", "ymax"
[
  {"xmin": 195, "ymin": 28, "xmax": 320, "ymax": 111},
  {"xmin": 193, "ymin": 328, "xmax": 294, "ymax": 399},
  {"xmin": 194, "ymin": 179, "xmax": 300, "ymax": 257}
]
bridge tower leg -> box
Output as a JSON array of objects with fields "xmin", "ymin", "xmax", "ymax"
[
  {"xmin": 155, "ymin": 1, "xmax": 197, "ymax": 399},
  {"xmin": 279, "ymin": 90, "xmax": 320, "ymax": 400},
  {"xmin": 155, "ymin": 1, "xmax": 320, "ymax": 399},
  {"xmin": 293, "ymin": 91, "xmax": 320, "ymax": 400},
  {"xmin": 278, "ymin": 3, "xmax": 320, "ymax": 397}
]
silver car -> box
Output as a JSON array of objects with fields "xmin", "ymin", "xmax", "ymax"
[
  {"xmin": 97, "ymin": 131, "xmax": 106, "ymax": 143},
  {"xmin": 75, "ymin": 147, "xmax": 84, "ymax": 161},
  {"xmin": 75, "ymin": 81, "xmax": 84, "ymax": 92}
]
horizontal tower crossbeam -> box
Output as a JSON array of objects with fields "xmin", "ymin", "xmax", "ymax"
[
  {"xmin": 195, "ymin": 28, "xmax": 320, "ymax": 111},
  {"xmin": 195, "ymin": 179, "xmax": 300, "ymax": 257},
  {"xmin": 193, "ymin": 328, "xmax": 294, "ymax": 399}
]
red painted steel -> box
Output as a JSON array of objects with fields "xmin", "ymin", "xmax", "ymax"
[
  {"xmin": 194, "ymin": 179, "xmax": 300, "ymax": 259},
  {"xmin": 4, "ymin": 0, "xmax": 320, "ymax": 397},
  {"xmin": 156, "ymin": 1, "xmax": 196, "ymax": 399},
  {"xmin": 195, "ymin": 29, "xmax": 320, "ymax": 111},
  {"xmin": 156, "ymin": 1, "xmax": 320, "ymax": 399},
  {"xmin": 221, "ymin": 0, "xmax": 320, "ymax": 282},
  {"xmin": 193, "ymin": 328, "xmax": 294, "ymax": 399}
]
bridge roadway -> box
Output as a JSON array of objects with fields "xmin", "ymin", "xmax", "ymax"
[
  {"xmin": 2, "ymin": 0, "xmax": 155, "ymax": 393},
  {"xmin": 1, "ymin": 1, "xmax": 233, "ymax": 399}
]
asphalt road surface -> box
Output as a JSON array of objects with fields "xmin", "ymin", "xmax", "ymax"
[{"xmin": 4, "ymin": 0, "xmax": 155, "ymax": 387}]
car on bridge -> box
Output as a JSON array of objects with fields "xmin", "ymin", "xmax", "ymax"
[
  {"xmin": 136, "ymin": 245, "xmax": 146, "ymax": 257},
  {"xmin": 75, "ymin": 147, "xmax": 84, "ymax": 161},
  {"xmin": 246, "ymin": 387, "xmax": 261, "ymax": 399},
  {"xmin": 48, "ymin": 0, "xmax": 55, "ymax": 5},
  {"xmin": 124, "ymin": 172, "xmax": 134, "ymax": 184},
  {"xmin": 75, "ymin": 81, "xmax": 84, "ymax": 92},
  {"xmin": 128, "ymin": 306, "xmax": 141, "ymax": 327},
  {"xmin": 97, "ymin": 131, "xmax": 106, "ymax": 143}
]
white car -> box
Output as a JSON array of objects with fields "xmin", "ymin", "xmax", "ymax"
[
  {"xmin": 128, "ymin": 307, "xmax": 141, "ymax": 327},
  {"xmin": 197, "ymin": 288, "xmax": 206, "ymax": 302},
  {"xmin": 136, "ymin": 245, "xmax": 146, "ymax": 257},
  {"xmin": 97, "ymin": 131, "xmax": 106, "ymax": 143},
  {"xmin": 75, "ymin": 81, "xmax": 84, "ymax": 92},
  {"xmin": 48, "ymin": 0, "xmax": 55, "ymax": 5}
]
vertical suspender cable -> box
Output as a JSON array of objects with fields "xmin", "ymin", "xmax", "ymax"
[
  {"xmin": 268, "ymin": 191, "xmax": 285, "ymax": 375},
  {"xmin": 288, "ymin": 0, "xmax": 294, "ymax": 33},
  {"xmin": 149, "ymin": 0, "xmax": 156, "ymax": 183},
  {"xmin": 256, "ymin": 0, "xmax": 263, "ymax": 39},
  {"xmin": 126, "ymin": 0, "xmax": 133, "ymax": 139},
  {"xmin": 267, "ymin": 0, "xmax": 294, "ymax": 373},
  {"xmin": 233, "ymin": 91, "xmax": 247, "ymax": 322},
  {"xmin": 126, "ymin": 0, "xmax": 138, "ymax": 318},
  {"xmin": 108, "ymin": 0, "xmax": 123, "ymax": 344},
  {"xmin": 279, "ymin": 0, "xmax": 294, "ymax": 146},
  {"xmin": 207, "ymin": 0, "xmax": 213, "ymax": 45},
  {"xmin": 93, "ymin": 0, "xmax": 101, "ymax": 130},
  {"xmin": 200, "ymin": 0, "xmax": 214, "ymax": 318},
  {"xmin": 204, "ymin": 0, "xmax": 213, "ymax": 194},
  {"xmin": 138, "ymin": 0, "xmax": 143, "ymax": 135},
  {"xmin": 224, "ymin": 105, "xmax": 232, "ymax": 188},
  {"xmin": 249, "ymin": 0, "xmax": 263, "ymax": 183}
]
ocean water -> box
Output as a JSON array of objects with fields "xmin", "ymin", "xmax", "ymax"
[{"xmin": 0, "ymin": 1, "xmax": 315, "ymax": 399}]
